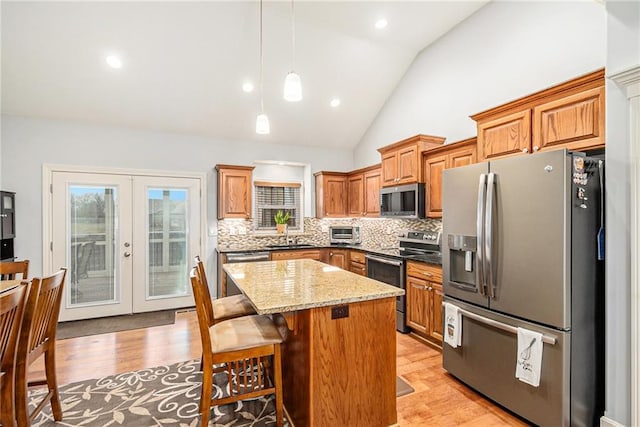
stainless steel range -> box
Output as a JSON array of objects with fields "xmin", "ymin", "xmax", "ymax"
[{"xmin": 366, "ymin": 230, "xmax": 441, "ymax": 333}]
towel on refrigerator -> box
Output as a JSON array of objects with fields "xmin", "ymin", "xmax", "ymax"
[
  {"xmin": 443, "ymin": 302, "xmax": 462, "ymax": 348},
  {"xmin": 515, "ymin": 327, "xmax": 543, "ymax": 387}
]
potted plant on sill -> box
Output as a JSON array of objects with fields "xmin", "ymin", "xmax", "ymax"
[{"xmin": 274, "ymin": 210, "xmax": 291, "ymax": 234}]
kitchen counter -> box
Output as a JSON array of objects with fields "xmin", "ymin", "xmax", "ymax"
[
  {"xmin": 223, "ymin": 258, "xmax": 404, "ymax": 314},
  {"xmin": 217, "ymin": 243, "xmax": 442, "ymax": 265},
  {"xmin": 222, "ymin": 258, "xmax": 398, "ymax": 427}
]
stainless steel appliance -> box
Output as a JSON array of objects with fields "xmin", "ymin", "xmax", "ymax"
[
  {"xmin": 366, "ymin": 230, "xmax": 441, "ymax": 333},
  {"xmin": 329, "ymin": 226, "xmax": 361, "ymax": 245},
  {"xmin": 379, "ymin": 183, "xmax": 425, "ymax": 218},
  {"xmin": 220, "ymin": 251, "xmax": 270, "ymax": 296},
  {"xmin": 442, "ymin": 149, "xmax": 604, "ymax": 426}
]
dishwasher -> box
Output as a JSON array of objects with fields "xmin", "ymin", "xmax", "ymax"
[{"xmin": 220, "ymin": 251, "xmax": 270, "ymax": 296}]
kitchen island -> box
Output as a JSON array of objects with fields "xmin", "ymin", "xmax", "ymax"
[{"xmin": 223, "ymin": 259, "xmax": 403, "ymax": 427}]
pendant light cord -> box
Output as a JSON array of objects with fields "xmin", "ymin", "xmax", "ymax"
[
  {"xmin": 260, "ymin": 0, "xmax": 264, "ymax": 113},
  {"xmin": 290, "ymin": 0, "xmax": 295, "ymax": 69}
]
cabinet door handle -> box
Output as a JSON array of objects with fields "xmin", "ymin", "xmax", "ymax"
[
  {"xmin": 423, "ymin": 272, "xmax": 433, "ymax": 277},
  {"xmin": 329, "ymin": 252, "xmax": 333, "ymax": 256},
  {"xmin": 522, "ymin": 148, "xmax": 529, "ymax": 153},
  {"xmin": 533, "ymin": 146, "xmax": 539, "ymax": 152},
  {"xmin": 0, "ymin": 214, "xmax": 6, "ymax": 218}
]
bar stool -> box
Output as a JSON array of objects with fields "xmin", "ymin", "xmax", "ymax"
[
  {"xmin": 194, "ymin": 255, "xmax": 255, "ymax": 325},
  {"xmin": 190, "ymin": 265, "xmax": 284, "ymax": 427}
]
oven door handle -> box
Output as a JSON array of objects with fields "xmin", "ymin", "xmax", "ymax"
[{"xmin": 365, "ymin": 254, "xmax": 403, "ymax": 267}]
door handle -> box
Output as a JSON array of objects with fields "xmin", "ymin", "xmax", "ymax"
[
  {"xmin": 124, "ymin": 252, "xmax": 131, "ymax": 257},
  {"xmin": 485, "ymin": 173, "xmax": 496, "ymax": 299},
  {"xmin": 477, "ymin": 174, "xmax": 487, "ymax": 296}
]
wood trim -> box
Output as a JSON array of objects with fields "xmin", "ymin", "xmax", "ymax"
[
  {"xmin": 313, "ymin": 171, "xmax": 348, "ymax": 177},
  {"xmin": 377, "ymin": 134, "xmax": 446, "ymax": 154},
  {"xmin": 348, "ymin": 163, "xmax": 382, "ymax": 176},
  {"xmin": 471, "ymin": 68, "xmax": 605, "ymax": 122},
  {"xmin": 421, "ymin": 137, "xmax": 477, "ymax": 157},
  {"xmin": 253, "ymin": 181, "xmax": 302, "ymax": 188},
  {"xmin": 214, "ymin": 164, "xmax": 255, "ymax": 172}
]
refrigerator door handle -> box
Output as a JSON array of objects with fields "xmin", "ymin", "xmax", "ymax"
[
  {"xmin": 485, "ymin": 172, "xmax": 496, "ymax": 299},
  {"xmin": 476, "ymin": 174, "xmax": 487, "ymax": 296},
  {"xmin": 444, "ymin": 302, "xmax": 557, "ymax": 345}
]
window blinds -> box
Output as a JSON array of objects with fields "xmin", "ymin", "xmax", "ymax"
[{"xmin": 254, "ymin": 182, "xmax": 301, "ymax": 229}]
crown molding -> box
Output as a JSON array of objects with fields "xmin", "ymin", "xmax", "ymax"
[{"xmin": 609, "ymin": 65, "xmax": 640, "ymax": 98}]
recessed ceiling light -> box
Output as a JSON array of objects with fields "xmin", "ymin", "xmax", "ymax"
[
  {"xmin": 105, "ymin": 55, "xmax": 123, "ymax": 69},
  {"xmin": 242, "ymin": 82, "xmax": 255, "ymax": 93},
  {"xmin": 330, "ymin": 98, "xmax": 341, "ymax": 108},
  {"xmin": 375, "ymin": 19, "xmax": 388, "ymax": 30}
]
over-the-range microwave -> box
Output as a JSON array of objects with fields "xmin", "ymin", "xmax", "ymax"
[{"xmin": 379, "ymin": 183, "xmax": 425, "ymax": 219}]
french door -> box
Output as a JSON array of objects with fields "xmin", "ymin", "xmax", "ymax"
[{"xmin": 49, "ymin": 170, "xmax": 203, "ymax": 321}]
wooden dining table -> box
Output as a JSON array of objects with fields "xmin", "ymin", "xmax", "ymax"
[{"xmin": 0, "ymin": 279, "xmax": 24, "ymax": 293}]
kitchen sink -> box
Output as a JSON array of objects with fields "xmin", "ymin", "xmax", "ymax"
[{"xmin": 265, "ymin": 243, "xmax": 316, "ymax": 249}]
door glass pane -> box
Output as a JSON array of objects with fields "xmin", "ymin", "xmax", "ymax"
[
  {"xmin": 147, "ymin": 188, "xmax": 189, "ymax": 299},
  {"xmin": 68, "ymin": 186, "xmax": 118, "ymax": 306}
]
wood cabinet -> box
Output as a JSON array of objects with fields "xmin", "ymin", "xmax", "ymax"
[
  {"xmin": 472, "ymin": 69, "xmax": 605, "ymax": 162},
  {"xmin": 314, "ymin": 172, "xmax": 348, "ymax": 218},
  {"xmin": 406, "ymin": 261, "xmax": 443, "ymax": 348},
  {"xmin": 216, "ymin": 165, "xmax": 254, "ymax": 220},
  {"xmin": 378, "ymin": 134, "xmax": 445, "ymax": 187},
  {"xmin": 347, "ymin": 165, "xmax": 381, "ymax": 217},
  {"xmin": 271, "ymin": 249, "xmax": 321, "ymax": 261},
  {"xmin": 424, "ymin": 138, "xmax": 477, "ymax": 218},
  {"xmin": 322, "ymin": 248, "xmax": 348, "ymax": 270},
  {"xmin": 348, "ymin": 250, "xmax": 366, "ymax": 276}
]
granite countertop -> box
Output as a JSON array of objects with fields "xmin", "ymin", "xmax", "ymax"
[
  {"xmin": 216, "ymin": 244, "xmax": 442, "ymax": 265},
  {"xmin": 222, "ymin": 258, "xmax": 405, "ymax": 314}
]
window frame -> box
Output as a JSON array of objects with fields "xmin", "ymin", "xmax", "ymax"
[{"xmin": 253, "ymin": 180, "xmax": 304, "ymax": 234}]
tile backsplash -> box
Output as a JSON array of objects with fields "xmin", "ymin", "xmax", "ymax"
[{"xmin": 218, "ymin": 217, "xmax": 442, "ymax": 249}]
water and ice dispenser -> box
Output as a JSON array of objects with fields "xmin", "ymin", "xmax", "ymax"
[{"xmin": 447, "ymin": 234, "xmax": 477, "ymax": 290}]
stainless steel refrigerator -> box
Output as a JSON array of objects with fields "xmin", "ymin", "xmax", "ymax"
[{"xmin": 442, "ymin": 149, "xmax": 604, "ymax": 426}]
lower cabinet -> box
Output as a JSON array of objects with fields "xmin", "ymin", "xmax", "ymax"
[
  {"xmin": 272, "ymin": 249, "xmax": 321, "ymax": 261},
  {"xmin": 321, "ymin": 248, "xmax": 348, "ymax": 269},
  {"xmin": 348, "ymin": 250, "xmax": 366, "ymax": 276},
  {"xmin": 406, "ymin": 261, "xmax": 443, "ymax": 348}
]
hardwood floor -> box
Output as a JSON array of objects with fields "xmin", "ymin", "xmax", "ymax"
[{"xmin": 29, "ymin": 310, "xmax": 528, "ymax": 426}]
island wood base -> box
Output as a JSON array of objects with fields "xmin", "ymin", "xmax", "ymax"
[{"xmin": 281, "ymin": 297, "xmax": 397, "ymax": 427}]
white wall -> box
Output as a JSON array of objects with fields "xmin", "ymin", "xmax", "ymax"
[
  {"xmin": 0, "ymin": 115, "xmax": 354, "ymax": 277},
  {"xmin": 353, "ymin": 0, "xmax": 606, "ymax": 168},
  {"xmin": 605, "ymin": 2, "xmax": 640, "ymax": 425}
]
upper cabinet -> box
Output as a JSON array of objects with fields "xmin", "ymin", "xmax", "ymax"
[
  {"xmin": 424, "ymin": 138, "xmax": 477, "ymax": 218},
  {"xmin": 316, "ymin": 165, "xmax": 381, "ymax": 218},
  {"xmin": 347, "ymin": 165, "xmax": 381, "ymax": 217},
  {"xmin": 315, "ymin": 172, "xmax": 348, "ymax": 218},
  {"xmin": 472, "ymin": 69, "xmax": 605, "ymax": 162},
  {"xmin": 216, "ymin": 164, "xmax": 254, "ymax": 220},
  {"xmin": 378, "ymin": 134, "xmax": 445, "ymax": 187}
]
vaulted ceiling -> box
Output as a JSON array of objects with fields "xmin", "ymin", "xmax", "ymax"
[{"xmin": 1, "ymin": 1, "xmax": 488, "ymax": 149}]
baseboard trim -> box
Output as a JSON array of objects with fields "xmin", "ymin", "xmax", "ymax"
[{"xmin": 601, "ymin": 415, "xmax": 627, "ymax": 427}]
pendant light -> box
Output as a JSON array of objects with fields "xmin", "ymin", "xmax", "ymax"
[
  {"xmin": 256, "ymin": 0, "xmax": 270, "ymax": 134},
  {"xmin": 283, "ymin": 0, "xmax": 302, "ymax": 102}
]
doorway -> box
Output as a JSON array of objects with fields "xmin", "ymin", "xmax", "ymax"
[{"xmin": 45, "ymin": 167, "xmax": 204, "ymax": 321}]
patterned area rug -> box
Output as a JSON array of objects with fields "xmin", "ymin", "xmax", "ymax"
[{"xmin": 29, "ymin": 359, "xmax": 284, "ymax": 426}]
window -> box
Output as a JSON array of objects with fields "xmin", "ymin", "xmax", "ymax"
[{"xmin": 254, "ymin": 181, "xmax": 302, "ymax": 231}]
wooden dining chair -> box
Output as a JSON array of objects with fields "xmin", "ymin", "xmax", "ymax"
[
  {"xmin": 194, "ymin": 255, "xmax": 255, "ymax": 326},
  {"xmin": 0, "ymin": 283, "xmax": 30, "ymax": 427},
  {"xmin": 0, "ymin": 260, "xmax": 29, "ymax": 281},
  {"xmin": 14, "ymin": 268, "xmax": 67, "ymax": 426},
  {"xmin": 190, "ymin": 265, "xmax": 284, "ymax": 427}
]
